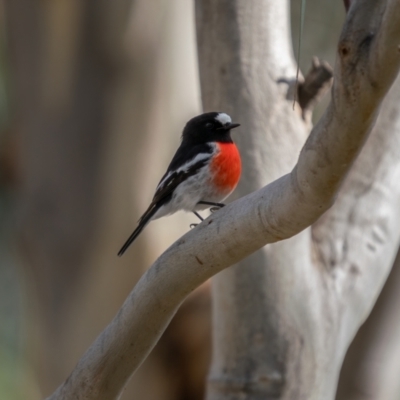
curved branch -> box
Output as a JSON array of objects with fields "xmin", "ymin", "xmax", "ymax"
[{"xmin": 48, "ymin": 0, "xmax": 400, "ymax": 398}]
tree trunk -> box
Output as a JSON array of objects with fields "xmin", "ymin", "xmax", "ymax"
[
  {"xmin": 336, "ymin": 244, "xmax": 400, "ymax": 400},
  {"xmin": 5, "ymin": 0, "xmax": 200, "ymax": 397}
]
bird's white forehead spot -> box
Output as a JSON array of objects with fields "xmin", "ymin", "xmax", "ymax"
[{"xmin": 215, "ymin": 113, "xmax": 232, "ymax": 125}]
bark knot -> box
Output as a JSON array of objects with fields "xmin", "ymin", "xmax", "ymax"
[
  {"xmin": 195, "ymin": 256, "xmax": 204, "ymax": 265},
  {"xmin": 339, "ymin": 42, "xmax": 350, "ymax": 58}
]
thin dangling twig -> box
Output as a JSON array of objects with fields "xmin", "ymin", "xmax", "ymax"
[{"xmin": 294, "ymin": 0, "xmax": 306, "ymax": 109}]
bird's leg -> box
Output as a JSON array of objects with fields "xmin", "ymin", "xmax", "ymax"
[
  {"xmin": 197, "ymin": 200, "xmax": 225, "ymax": 213},
  {"xmin": 190, "ymin": 211, "xmax": 204, "ymax": 228}
]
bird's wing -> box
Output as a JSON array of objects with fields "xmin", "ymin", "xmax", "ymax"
[
  {"xmin": 117, "ymin": 143, "xmax": 214, "ymax": 256},
  {"xmin": 146, "ymin": 150, "xmax": 213, "ymax": 216}
]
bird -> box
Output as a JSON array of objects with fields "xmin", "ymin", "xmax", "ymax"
[{"xmin": 118, "ymin": 111, "xmax": 241, "ymax": 256}]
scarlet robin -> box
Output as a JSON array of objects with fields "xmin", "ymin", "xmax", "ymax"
[{"xmin": 118, "ymin": 112, "xmax": 241, "ymax": 256}]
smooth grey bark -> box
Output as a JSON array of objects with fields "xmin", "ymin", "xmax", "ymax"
[
  {"xmin": 335, "ymin": 84, "xmax": 400, "ymax": 395},
  {"xmin": 44, "ymin": 0, "xmax": 400, "ymax": 398},
  {"xmin": 336, "ymin": 247, "xmax": 400, "ymax": 400},
  {"xmin": 196, "ymin": 1, "xmax": 312, "ymax": 398}
]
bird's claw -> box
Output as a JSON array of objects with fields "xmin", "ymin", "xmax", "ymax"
[{"xmin": 210, "ymin": 206, "xmax": 222, "ymax": 213}]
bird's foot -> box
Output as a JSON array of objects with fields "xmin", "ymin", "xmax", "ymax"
[
  {"xmin": 197, "ymin": 201, "xmax": 225, "ymax": 208},
  {"xmin": 190, "ymin": 223, "xmax": 198, "ymax": 229},
  {"xmin": 210, "ymin": 204, "xmax": 225, "ymax": 213}
]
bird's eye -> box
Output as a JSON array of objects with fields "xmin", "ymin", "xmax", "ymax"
[{"xmin": 205, "ymin": 122, "xmax": 214, "ymax": 129}]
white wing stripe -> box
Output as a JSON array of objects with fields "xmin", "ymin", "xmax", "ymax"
[{"xmin": 156, "ymin": 146, "xmax": 216, "ymax": 191}]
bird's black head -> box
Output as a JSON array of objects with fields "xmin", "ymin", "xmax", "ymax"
[{"xmin": 182, "ymin": 112, "xmax": 240, "ymax": 144}]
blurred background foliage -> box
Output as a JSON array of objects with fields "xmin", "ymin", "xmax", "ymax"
[{"xmin": 0, "ymin": 1, "xmax": 394, "ymax": 400}]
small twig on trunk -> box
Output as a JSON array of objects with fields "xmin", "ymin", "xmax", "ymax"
[{"xmin": 297, "ymin": 57, "xmax": 333, "ymax": 119}]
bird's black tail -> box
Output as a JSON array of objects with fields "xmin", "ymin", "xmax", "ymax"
[{"xmin": 117, "ymin": 205, "xmax": 158, "ymax": 257}]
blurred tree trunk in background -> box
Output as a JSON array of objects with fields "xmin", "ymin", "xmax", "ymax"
[{"xmin": 4, "ymin": 0, "xmax": 201, "ymax": 398}]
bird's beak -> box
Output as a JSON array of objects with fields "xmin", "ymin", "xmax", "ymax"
[{"xmin": 219, "ymin": 123, "xmax": 240, "ymax": 131}]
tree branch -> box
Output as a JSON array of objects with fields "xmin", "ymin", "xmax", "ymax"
[{"xmin": 47, "ymin": 0, "xmax": 400, "ymax": 398}]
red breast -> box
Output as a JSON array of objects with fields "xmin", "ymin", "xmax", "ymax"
[{"xmin": 210, "ymin": 142, "xmax": 241, "ymax": 193}]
